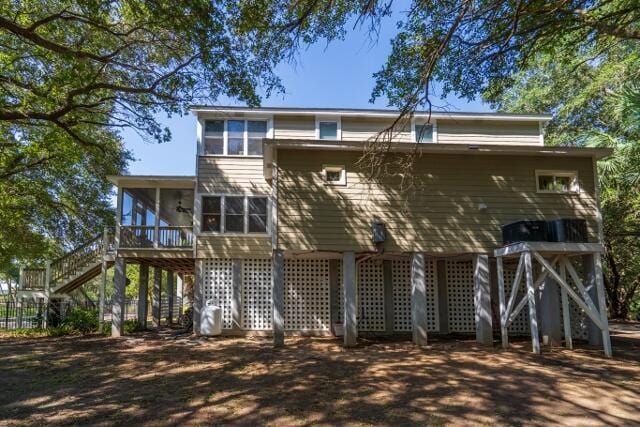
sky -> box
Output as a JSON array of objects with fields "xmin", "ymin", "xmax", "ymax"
[{"xmin": 121, "ymin": 10, "xmax": 492, "ymax": 177}]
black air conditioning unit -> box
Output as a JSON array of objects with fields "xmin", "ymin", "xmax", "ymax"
[
  {"xmin": 502, "ymin": 220, "xmax": 548, "ymax": 245},
  {"xmin": 546, "ymin": 218, "xmax": 588, "ymax": 243}
]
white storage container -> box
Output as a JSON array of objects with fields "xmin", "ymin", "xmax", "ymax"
[{"xmin": 200, "ymin": 301, "xmax": 222, "ymax": 336}]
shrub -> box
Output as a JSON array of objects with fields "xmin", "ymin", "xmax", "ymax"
[
  {"xmin": 101, "ymin": 319, "xmax": 144, "ymax": 335},
  {"xmin": 61, "ymin": 307, "xmax": 99, "ymax": 333}
]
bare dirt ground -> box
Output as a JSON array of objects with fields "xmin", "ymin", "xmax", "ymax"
[{"xmin": 1, "ymin": 324, "xmax": 639, "ymax": 426}]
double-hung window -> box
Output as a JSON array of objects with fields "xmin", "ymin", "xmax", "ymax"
[
  {"xmin": 201, "ymin": 195, "xmax": 269, "ymax": 234},
  {"xmin": 202, "ymin": 119, "xmax": 269, "ymax": 156}
]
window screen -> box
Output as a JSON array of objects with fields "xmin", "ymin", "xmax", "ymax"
[
  {"xmin": 201, "ymin": 196, "xmax": 221, "ymax": 232},
  {"xmin": 204, "ymin": 120, "xmax": 224, "ymax": 154},
  {"xmin": 319, "ymin": 122, "xmax": 338, "ymax": 140}
]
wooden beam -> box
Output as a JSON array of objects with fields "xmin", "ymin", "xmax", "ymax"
[
  {"xmin": 497, "ymin": 256, "xmax": 508, "ymax": 349},
  {"xmin": 532, "ymin": 252, "xmax": 605, "ymax": 331},
  {"xmin": 505, "ymin": 254, "xmax": 525, "ymax": 325},
  {"xmin": 524, "ymin": 251, "xmax": 540, "ymax": 354},
  {"xmin": 559, "ymin": 261, "xmax": 573, "ymax": 349}
]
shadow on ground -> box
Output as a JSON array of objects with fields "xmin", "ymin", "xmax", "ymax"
[{"xmin": 0, "ymin": 327, "xmax": 639, "ymax": 426}]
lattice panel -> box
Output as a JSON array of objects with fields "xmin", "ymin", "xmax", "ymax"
[
  {"xmin": 203, "ymin": 259, "xmax": 233, "ymax": 329},
  {"xmin": 242, "ymin": 259, "xmax": 272, "ymax": 330},
  {"xmin": 392, "ymin": 259, "xmax": 438, "ymax": 332},
  {"xmin": 559, "ymin": 288, "xmax": 589, "ymax": 340},
  {"xmin": 284, "ymin": 259, "xmax": 330, "ymax": 331},
  {"xmin": 503, "ymin": 266, "xmax": 530, "ymax": 335},
  {"xmin": 446, "ymin": 260, "xmax": 475, "ymax": 333},
  {"xmin": 358, "ymin": 259, "xmax": 385, "ymax": 331}
]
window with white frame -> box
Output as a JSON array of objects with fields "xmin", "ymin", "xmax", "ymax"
[
  {"xmin": 414, "ymin": 123, "xmax": 434, "ymax": 143},
  {"xmin": 201, "ymin": 195, "xmax": 269, "ymax": 233},
  {"xmin": 535, "ymin": 170, "xmax": 579, "ymax": 193},
  {"xmin": 322, "ymin": 164, "xmax": 346, "ymax": 185},
  {"xmin": 203, "ymin": 119, "xmax": 268, "ymax": 156},
  {"xmin": 316, "ymin": 117, "xmax": 341, "ymax": 140}
]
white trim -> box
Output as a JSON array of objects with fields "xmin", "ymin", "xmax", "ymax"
[
  {"xmin": 315, "ymin": 116, "xmax": 341, "ymax": 140},
  {"xmin": 199, "ymin": 193, "xmax": 271, "ymax": 236},
  {"xmin": 535, "ymin": 169, "xmax": 580, "ymax": 194},
  {"xmin": 539, "ymin": 121, "xmax": 545, "ymax": 146},
  {"xmin": 322, "ymin": 164, "xmax": 347, "ymax": 186},
  {"xmin": 191, "ymin": 107, "xmax": 551, "ymax": 122}
]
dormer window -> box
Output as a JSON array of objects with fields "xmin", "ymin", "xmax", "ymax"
[
  {"xmin": 202, "ymin": 119, "xmax": 270, "ymax": 156},
  {"xmin": 316, "ymin": 116, "xmax": 341, "ymax": 140}
]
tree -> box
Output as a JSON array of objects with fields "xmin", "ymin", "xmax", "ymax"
[{"xmin": 0, "ymin": 0, "xmax": 322, "ymax": 271}]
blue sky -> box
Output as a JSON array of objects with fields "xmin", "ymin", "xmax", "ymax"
[{"xmin": 121, "ymin": 11, "xmax": 492, "ymax": 176}]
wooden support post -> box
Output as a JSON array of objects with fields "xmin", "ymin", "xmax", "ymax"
[
  {"xmin": 137, "ymin": 264, "xmax": 149, "ymax": 329},
  {"xmin": 524, "ymin": 251, "xmax": 540, "ymax": 354},
  {"xmin": 111, "ymin": 257, "xmax": 126, "ymax": 337},
  {"xmin": 473, "ymin": 254, "xmax": 492, "ymax": 346},
  {"xmin": 540, "ymin": 261, "xmax": 562, "ymax": 347},
  {"xmin": 593, "ymin": 253, "xmax": 612, "ymax": 357},
  {"xmin": 193, "ymin": 260, "xmax": 204, "ymax": 335},
  {"xmin": 343, "ymin": 251, "xmax": 357, "ymax": 347},
  {"xmin": 411, "ymin": 252, "xmax": 428, "ymax": 346},
  {"xmin": 152, "ymin": 267, "xmax": 162, "ymax": 328},
  {"xmin": 329, "ymin": 259, "xmax": 339, "ymax": 336},
  {"xmin": 43, "ymin": 261, "xmax": 52, "ymax": 329},
  {"xmin": 559, "ymin": 261, "xmax": 573, "ymax": 349},
  {"xmin": 436, "ymin": 260, "xmax": 449, "ymax": 334},
  {"xmin": 231, "ymin": 260, "xmax": 242, "ymax": 331},
  {"xmin": 167, "ymin": 270, "xmax": 174, "ymax": 324},
  {"xmin": 496, "ymin": 256, "xmax": 508, "ymax": 349},
  {"xmin": 582, "ymin": 255, "xmax": 603, "ymax": 346},
  {"xmin": 272, "ymin": 250, "xmax": 285, "ymax": 347},
  {"xmin": 383, "ymin": 260, "xmax": 394, "ymax": 334},
  {"xmin": 98, "ymin": 258, "xmax": 108, "ymax": 332}
]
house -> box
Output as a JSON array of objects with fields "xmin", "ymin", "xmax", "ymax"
[{"xmin": 16, "ymin": 106, "xmax": 613, "ymax": 355}]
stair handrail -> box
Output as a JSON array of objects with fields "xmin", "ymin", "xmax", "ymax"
[{"xmin": 50, "ymin": 230, "xmax": 114, "ymax": 286}]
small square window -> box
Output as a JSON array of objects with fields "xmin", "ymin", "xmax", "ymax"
[
  {"xmin": 536, "ymin": 170, "xmax": 579, "ymax": 193},
  {"xmin": 415, "ymin": 123, "xmax": 433, "ymax": 143},
  {"xmin": 323, "ymin": 165, "xmax": 346, "ymax": 186},
  {"xmin": 319, "ymin": 121, "xmax": 338, "ymax": 140}
]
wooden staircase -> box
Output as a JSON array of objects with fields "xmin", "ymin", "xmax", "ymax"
[{"xmin": 19, "ymin": 230, "xmax": 115, "ymax": 298}]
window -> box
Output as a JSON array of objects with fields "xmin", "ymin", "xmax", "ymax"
[
  {"xmin": 248, "ymin": 120, "xmax": 267, "ymax": 155},
  {"xmin": 227, "ymin": 120, "xmax": 245, "ymax": 155},
  {"xmin": 224, "ymin": 196, "xmax": 245, "ymax": 232},
  {"xmin": 316, "ymin": 116, "xmax": 341, "ymax": 140},
  {"xmin": 202, "ymin": 119, "xmax": 269, "ymax": 156},
  {"xmin": 201, "ymin": 196, "xmax": 221, "ymax": 232},
  {"xmin": 322, "ymin": 165, "xmax": 346, "ymax": 186},
  {"xmin": 204, "ymin": 120, "xmax": 224, "ymax": 155},
  {"xmin": 536, "ymin": 170, "xmax": 579, "ymax": 193},
  {"xmin": 415, "ymin": 123, "xmax": 433, "ymax": 143},
  {"xmin": 248, "ymin": 197, "xmax": 268, "ymax": 232},
  {"xmin": 201, "ymin": 195, "xmax": 269, "ymax": 234}
]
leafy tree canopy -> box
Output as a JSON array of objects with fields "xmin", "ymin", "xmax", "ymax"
[{"xmin": 0, "ymin": 0, "xmax": 352, "ymax": 274}]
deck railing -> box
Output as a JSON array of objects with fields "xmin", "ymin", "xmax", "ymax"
[
  {"xmin": 158, "ymin": 226, "xmax": 193, "ymax": 248},
  {"xmin": 119, "ymin": 226, "xmax": 155, "ymax": 248},
  {"xmin": 19, "ymin": 229, "xmax": 114, "ymax": 292},
  {"xmin": 20, "ymin": 268, "xmax": 46, "ymax": 290},
  {"xmin": 51, "ymin": 234, "xmax": 105, "ymax": 287},
  {"xmin": 119, "ymin": 225, "xmax": 193, "ymax": 249}
]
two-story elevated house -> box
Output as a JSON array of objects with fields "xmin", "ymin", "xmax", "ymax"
[{"xmin": 17, "ymin": 106, "xmax": 614, "ymax": 355}]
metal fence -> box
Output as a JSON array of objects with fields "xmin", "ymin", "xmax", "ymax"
[{"xmin": 0, "ymin": 297, "xmax": 184, "ymax": 330}]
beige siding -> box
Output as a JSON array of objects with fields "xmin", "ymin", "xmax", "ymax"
[
  {"xmin": 277, "ymin": 150, "xmax": 598, "ymax": 253},
  {"xmin": 197, "ymin": 157, "xmax": 271, "ymax": 194},
  {"xmin": 437, "ymin": 120, "xmax": 541, "ymax": 145},
  {"xmin": 196, "ymin": 235, "xmax": 272, "ymax": 258},
  {"xmin": 341, "ymin": 117, "xmax": 412, "ymax": 142},
  {"xmin": 273, "ymin": 115, "xmax": 315, "ymax": 139}
]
